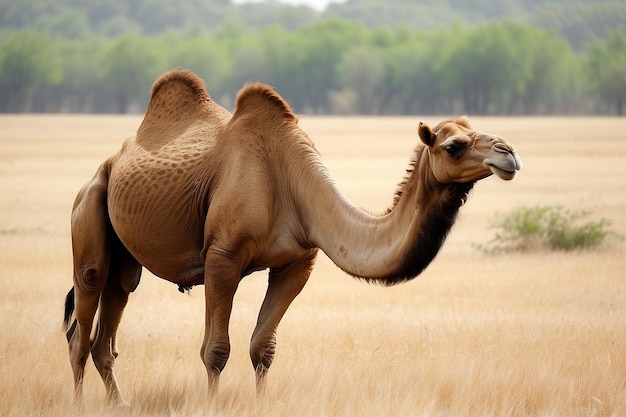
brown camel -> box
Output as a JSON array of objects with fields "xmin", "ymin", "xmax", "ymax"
[{"xmin": 63, "ymin": 68, "xmax": 521, "ymax": 406}]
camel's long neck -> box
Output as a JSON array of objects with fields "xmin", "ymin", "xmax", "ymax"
[{"xmin": 298, "ymin": 146, "xmax": 471, "ymax": 285}]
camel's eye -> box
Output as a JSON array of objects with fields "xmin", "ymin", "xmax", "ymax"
[
  {"xmin": 444, "ymin": 144, "xmax": 459, "ymax": 155},
  {"xmin": 441, "ymin": 138, "xmax": 467, "ymax": 158}
]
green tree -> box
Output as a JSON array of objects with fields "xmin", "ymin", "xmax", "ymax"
[
  {"xmin": 382, "ymin": 31, "xmax": 453, "ymax": 114},
  {"xmin": 337, "ymin": 47, "xmax": 385, "ymax": 114},
  {"xmin": 38, "ymin": 9, "xmax": 91, "ymax": 39},
  {"xmin": 99, "ymin": 35, "xmax": 162, "ymax": 113},
  {"xmin": 517, "ymin": 29, "xmax": 576, "ymax": 113},
  {"xmin": 163, "ymin": 33, "xmax": 232, "ymax": 97},
  {"xmin": 533, "ymin": 3, "xmax": 626, "ymax": 51},
  {"xmin": 440, "ymin": 22, "xmax": 534, "ymax": 114},
  {"xmin": 586, "ymin": 29, "xmax": 626, "ymax": 115},
  {"xmin": 228, "ymin": 46, "xmax": 271, "ymax": 97},
  {"xmin": 0, "ymin": 31, "xmax": 62, "ymax": 112},
  {"xmin": 232, "ymin": 2, "xmax": 318, "ymax": 31},
  {"xmin": 46, "ymin": 38, "xmax": 105, "ymax": 112},
  {"xmin": 271, "ymin": 18, "xmax": 367, "ymax": 112}
]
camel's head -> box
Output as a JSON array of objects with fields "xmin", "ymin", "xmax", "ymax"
[{"xmin": 418, "ymin": 117, "xmax": 522, "ymax": 184}]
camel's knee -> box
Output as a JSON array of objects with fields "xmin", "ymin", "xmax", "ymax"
[
  {"xmin": 251, "ymin": 339, "xmax": 275, "ymax": 394},
  {"xmin": 250, "ymin": 335, "xmax": 276, "ymax": 374},
  {"xmin": 202, "ymin": 342, "xmax": 231, "ymax": 375},
  {"xmin": 75, "ymin": 266, "xmax": 107, "ymax": 297}
]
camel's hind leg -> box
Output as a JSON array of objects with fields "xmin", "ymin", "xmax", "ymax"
[
  {"xmin": 250, "ymin": 249, "xmax": 317, "ymax": 393},
  {"xmin": 90, "ymin": 235, "xmax": 141, "ymax": 407},
  {"xmin": 66, "ymin": 165, "xmax": 113, "ymax": 403}
]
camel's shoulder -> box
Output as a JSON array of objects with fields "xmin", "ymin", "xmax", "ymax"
[
  {"xmin": 232, "ymin": 83, "xmax": 297, "ymax": 124},
  {"xmin": 137, "ymin": 69, "xmax": 231, "ymax": 149}
]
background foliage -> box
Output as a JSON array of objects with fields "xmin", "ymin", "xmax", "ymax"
[
  {"xmin": 0, "ymin": 0, "xmax": 625, "ymax": 114},
  {"xmin": 474, "ymin": 205, "xmax": 623, "ymax": 253}
]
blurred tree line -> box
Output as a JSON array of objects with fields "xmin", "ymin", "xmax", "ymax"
[
  {"xmin": 0, "ymin": 0, "xmax": 625, "ymax": 114},
  {"xmin": 2, "ymin": 0, "xmax": 624, "ymax": 42}
]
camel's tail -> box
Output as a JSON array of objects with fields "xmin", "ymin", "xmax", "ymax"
[{"xmin": 63, "ymin": 287, "xmax": 75, "ymax": 330}]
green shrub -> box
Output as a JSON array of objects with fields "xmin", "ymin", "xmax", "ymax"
[{"xmin": 474, "ymin": 205, "xmax": 623, "ymax": 253}]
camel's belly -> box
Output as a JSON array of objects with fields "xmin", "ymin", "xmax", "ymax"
[
  {"xmin": 107, "ymin": 156, "xmax": 208, "ymax": 283},
  {"xmin": 110, "ymin": 208, "xmax": 205, "ymax": 283}
]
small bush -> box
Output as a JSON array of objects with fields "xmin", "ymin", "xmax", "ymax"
[{"xmin": 474, "ymin": 205, "xmax": 623, "ymax": 253}]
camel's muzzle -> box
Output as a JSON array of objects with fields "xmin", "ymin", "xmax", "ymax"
[{"xmin": 484, "ymin": 142, "xmax": 522, "ymax": 181}]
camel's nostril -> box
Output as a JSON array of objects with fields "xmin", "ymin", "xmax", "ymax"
[{"xmin": 493, "ymin": 142, "xmax": 512, "ymax": 153}]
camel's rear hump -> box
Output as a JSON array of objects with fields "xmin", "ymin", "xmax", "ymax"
[{"xmin": 136, "ymin": 68, "xmax": 231, "ymax": 150}]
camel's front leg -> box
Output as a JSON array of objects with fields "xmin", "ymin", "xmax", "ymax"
[
  {"xmin": 200, "ymin": 246, "xmax": 241, "ymax": 394},
  {"xmin": 250, "ymin": 250, "xmax": 317, "ymax": 393}
]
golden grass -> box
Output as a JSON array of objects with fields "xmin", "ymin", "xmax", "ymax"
[{"xmin": 1, "ymin": 115, "xmax": 625, "ymax": 416}]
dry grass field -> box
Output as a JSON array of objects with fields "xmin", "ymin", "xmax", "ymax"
[{"xmin": 1, "ymin": 115, "xmax": 625, "ymax": 416}]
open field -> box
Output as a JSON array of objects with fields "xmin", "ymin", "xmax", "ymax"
[{"xmin": 1, "ymin": 115, "xmax": 625, "ymax": 416}]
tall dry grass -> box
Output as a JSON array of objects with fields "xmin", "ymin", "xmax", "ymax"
[{"xmin": 0, "ymin": 115, "xmax": 625, "ymax": 416}]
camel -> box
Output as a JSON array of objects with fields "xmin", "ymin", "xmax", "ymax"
[{"xmin": 63, "ymin": 68, "xmax": 521, "ymax": 406}]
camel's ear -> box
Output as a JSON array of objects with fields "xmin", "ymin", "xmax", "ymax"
[{"xmin": 418, "ymin": 122, "xmax": 436, "ymax": 147}]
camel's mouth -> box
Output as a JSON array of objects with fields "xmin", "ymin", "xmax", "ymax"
[
  {"xmin": 489, "ymin": 164, "xmax": 518, "ymax": 181},
  {"xmin": 485, "ymin": 149, "xmax": 522, "ymax": 181}
]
